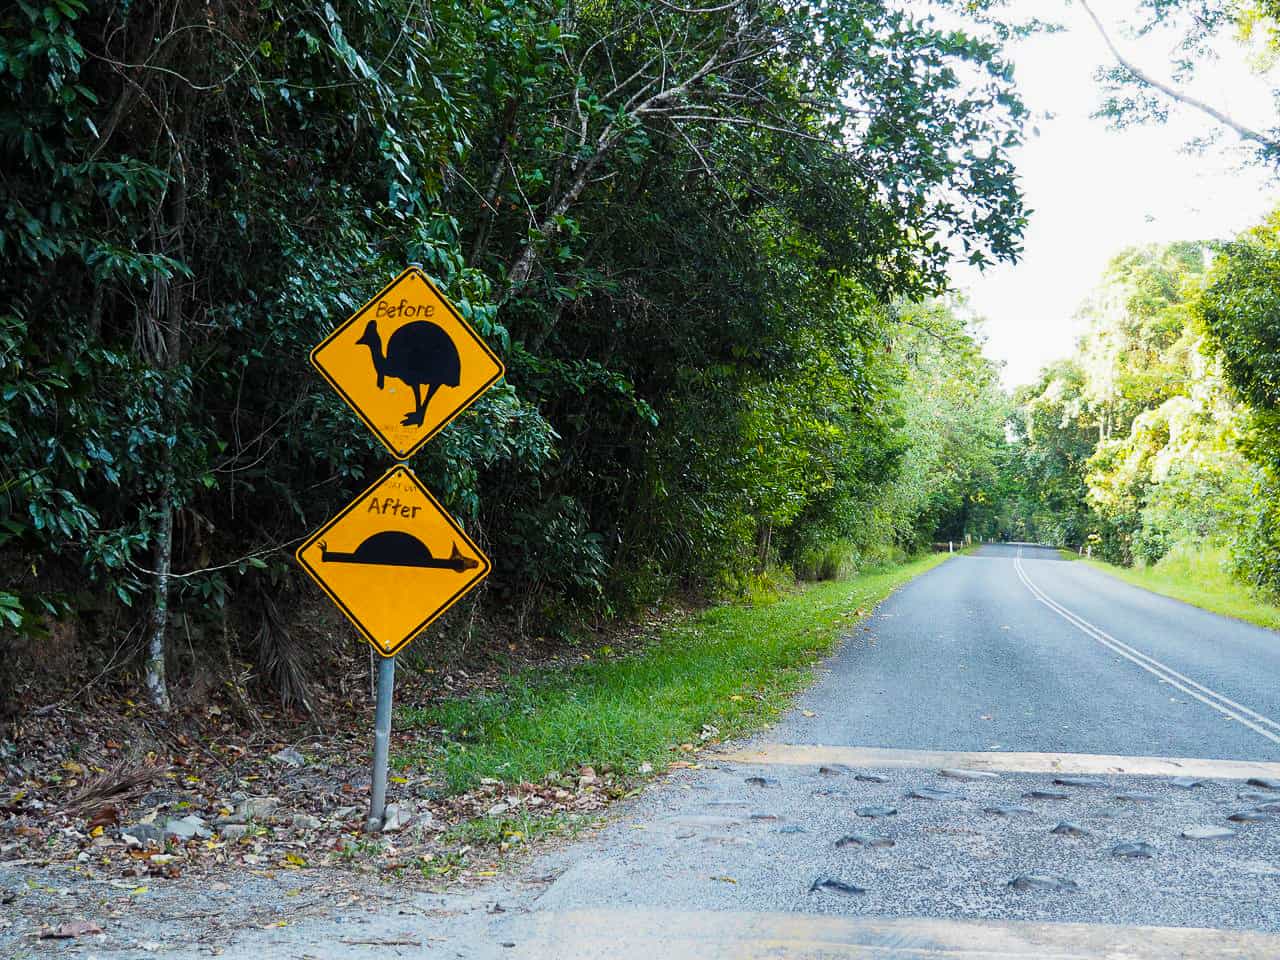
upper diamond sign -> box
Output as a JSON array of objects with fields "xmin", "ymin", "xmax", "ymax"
[{"xmin": 311, "ymin": 266, "xmax": 504, "ymax": 460}]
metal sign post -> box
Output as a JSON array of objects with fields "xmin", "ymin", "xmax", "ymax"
[{"xmin": 366, "ymin": 654, "xmax": 396, "ymax": 832}]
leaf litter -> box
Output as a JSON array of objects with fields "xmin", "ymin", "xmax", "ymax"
[{"xmin": 0, "ymin": 664, "xmax": 653, "ymax": 953}]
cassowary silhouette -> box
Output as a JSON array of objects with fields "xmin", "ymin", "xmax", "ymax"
[
  {"xmin": 356, "ymin": 319, "xmax": 460, "ymax": 426},
  {"xmin": 319, "ymin": 532, "xmax": 478, "ymax": 572}
]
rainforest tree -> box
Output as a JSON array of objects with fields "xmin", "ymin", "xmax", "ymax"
[
  {"xmin": 1080, "ymin": 0, "xmax": 1280, "ymax": 165},
  {"xmin": 1007, "ymin": 240, "xmax": 1262, "ymax": 579},
  {"xmin": 1193, "ymin": 210, "xmax": 1280, "ymax": 591},
  {"xmin": 0, "ymin": 0, "xmax": 1031, "ymax": 711}
]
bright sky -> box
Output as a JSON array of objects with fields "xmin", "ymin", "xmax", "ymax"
[{"xmin": 950, "ymin": 2, "xmax": 1280, "ymax": 388}]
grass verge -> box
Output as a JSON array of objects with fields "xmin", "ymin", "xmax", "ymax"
[
  {"xmin": 441, "ymin": 809, "xmax": 597, "ymax": 851},
  {"xmin": 1083, "ymin": 544, "xmax": 1280, "ymax": 631},
  {"xmin": 397, "ymin": 553, "xmax": 946, "ymax": 793}
]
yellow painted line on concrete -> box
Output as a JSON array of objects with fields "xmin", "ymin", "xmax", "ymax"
[
  {"xmin": 518, "ymin": 909, "xmax": 1280, "ymax": 958},
  {"xmin": 717, "ymin": 742, "xmax": 1280, "ymax": 780}
]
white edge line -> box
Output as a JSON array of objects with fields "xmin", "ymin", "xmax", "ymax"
[
  {"xmin": 1030, "ymin": 560, "xmax": 1280, "ymax": 733},
  {"xmin": 1014, "ymin": 555, "xmax": 1280, "ymax": 746}
]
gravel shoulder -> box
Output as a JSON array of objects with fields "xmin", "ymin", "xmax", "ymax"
[
  {"xmin": 524, "ymin": 754, "xmax": 1280, "ymax": 931},
  {"xmin": 14, "ymin": 751, "xmax": 1280, "ymax": 958}
]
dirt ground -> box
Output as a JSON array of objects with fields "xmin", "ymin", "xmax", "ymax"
[{"xmin": 0, "ymin": 634, "xmax": 663, "ymax": 957}]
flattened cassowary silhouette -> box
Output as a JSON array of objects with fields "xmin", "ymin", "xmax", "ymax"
[
  {"xmin": 319, "ymin": 531, "xmax": 478, "ymax": 572},
  {"xmin": 356, "ymin": 319, "xmax": 460, "ymax": 427}
]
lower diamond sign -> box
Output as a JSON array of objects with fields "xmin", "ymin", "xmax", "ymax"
[{"xmin": 296, "ymin": 465, "xmax": 490, "ymax": 656}]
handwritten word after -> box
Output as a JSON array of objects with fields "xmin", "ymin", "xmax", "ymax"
[{"xmin": 367, "ymin": 497, "xmax": 422, "ymax": 518}]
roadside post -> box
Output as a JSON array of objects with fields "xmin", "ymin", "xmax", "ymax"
[
  {"xmin": 297, "ymin": 266, "xmax": 504, "ymax": 831},
  {"xmin": 368, "ymin": 655, "xmax": 395, "ymax": 832}
]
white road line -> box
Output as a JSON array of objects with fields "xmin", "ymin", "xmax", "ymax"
[
  {"xmin": 1013, "ymin": 554, "xmax": 1280, "ymax": 746},
  {"xmin": 1015, "ymin": 556, "xmax": 1280, "ymax": 735}
]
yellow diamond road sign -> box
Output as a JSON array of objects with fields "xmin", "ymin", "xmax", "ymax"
[
  {"xmin": 311, "ymin": 266, "xmax": 504, "ymax": 460},
  {"xmin": 296, "ymin": 466, "xmax": 491, "ymax": 656}
]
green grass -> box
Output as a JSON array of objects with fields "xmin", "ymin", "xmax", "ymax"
[
  {"xmin": 396, "ymin": 553, "xmax": 947, "ymax": 793},
  {"xmin": 441, "ymin": 809, "xmax": 594, "ymax": 848},
  {"xmin": 1083, "ymin": 543, "xmax": 1280, "ymax": 631}
]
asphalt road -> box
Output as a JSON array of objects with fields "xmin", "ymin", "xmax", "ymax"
[
  {"xmin": 789, "ymin": 543, "xmax": 1280, "ymax": 761},
  {"xmin": 39, "ymin": 546, "xmax": 1280, "ymax": 959}
]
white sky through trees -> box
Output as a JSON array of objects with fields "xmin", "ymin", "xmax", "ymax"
[{"xmin": 951, "ymin": 1, "xmax": 1280, "ymax": 387}]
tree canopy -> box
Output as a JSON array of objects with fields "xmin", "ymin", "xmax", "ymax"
[
  {"xmin": 1005, "ymin": 227, "xmax": 1280, "ymax": 597},
  {"xmin": 1082, "ymin": 0, "xmax": 1280, "ymax": 165},
  {"xmin": 0, "ymin": 0, "xmax": 1028, "ymax": 710}
]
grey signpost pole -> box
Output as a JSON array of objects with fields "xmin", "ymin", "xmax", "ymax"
[
  {"xmin": 366, "ymin": 654, "xmax": 397, "ymax": 832},
  {"xmin": 366, "ymin": 266, "xmax": 414, "ymax": 834}
]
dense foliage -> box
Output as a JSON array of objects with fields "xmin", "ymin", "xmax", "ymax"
[
  {"xmin": 1006, "ymin": 230, "xmax": 1280, "ymax": 598},
  {"xmin": 1004, "ymin": 2, "xmax": 1280, "ymax": 597},
  {"xmin": 1, "ymin": 0, "xmax": 1027, "ymax": 711},
  {"xmin": 1195, "ymin": 211, "xmax": 1280, "ymax": 592}
]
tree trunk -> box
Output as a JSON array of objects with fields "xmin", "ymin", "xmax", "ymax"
[
  {"xmin": 503, "ymin": 143, "xmax": 609, "ymax": 300},
  {"xmin": 145, "ymin": 487, "xmax": 174, "ymax": 712},
  {"xmin": 755, "ymin": 521, "xmax": 773, "ymax": 571},
  {"xmin": 143, "ymin": 144, "xmax": 188, "ymax": 712},
  {"xmin": 468, "ymin": 98, "xmax": 519, "ymax": 266}
]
